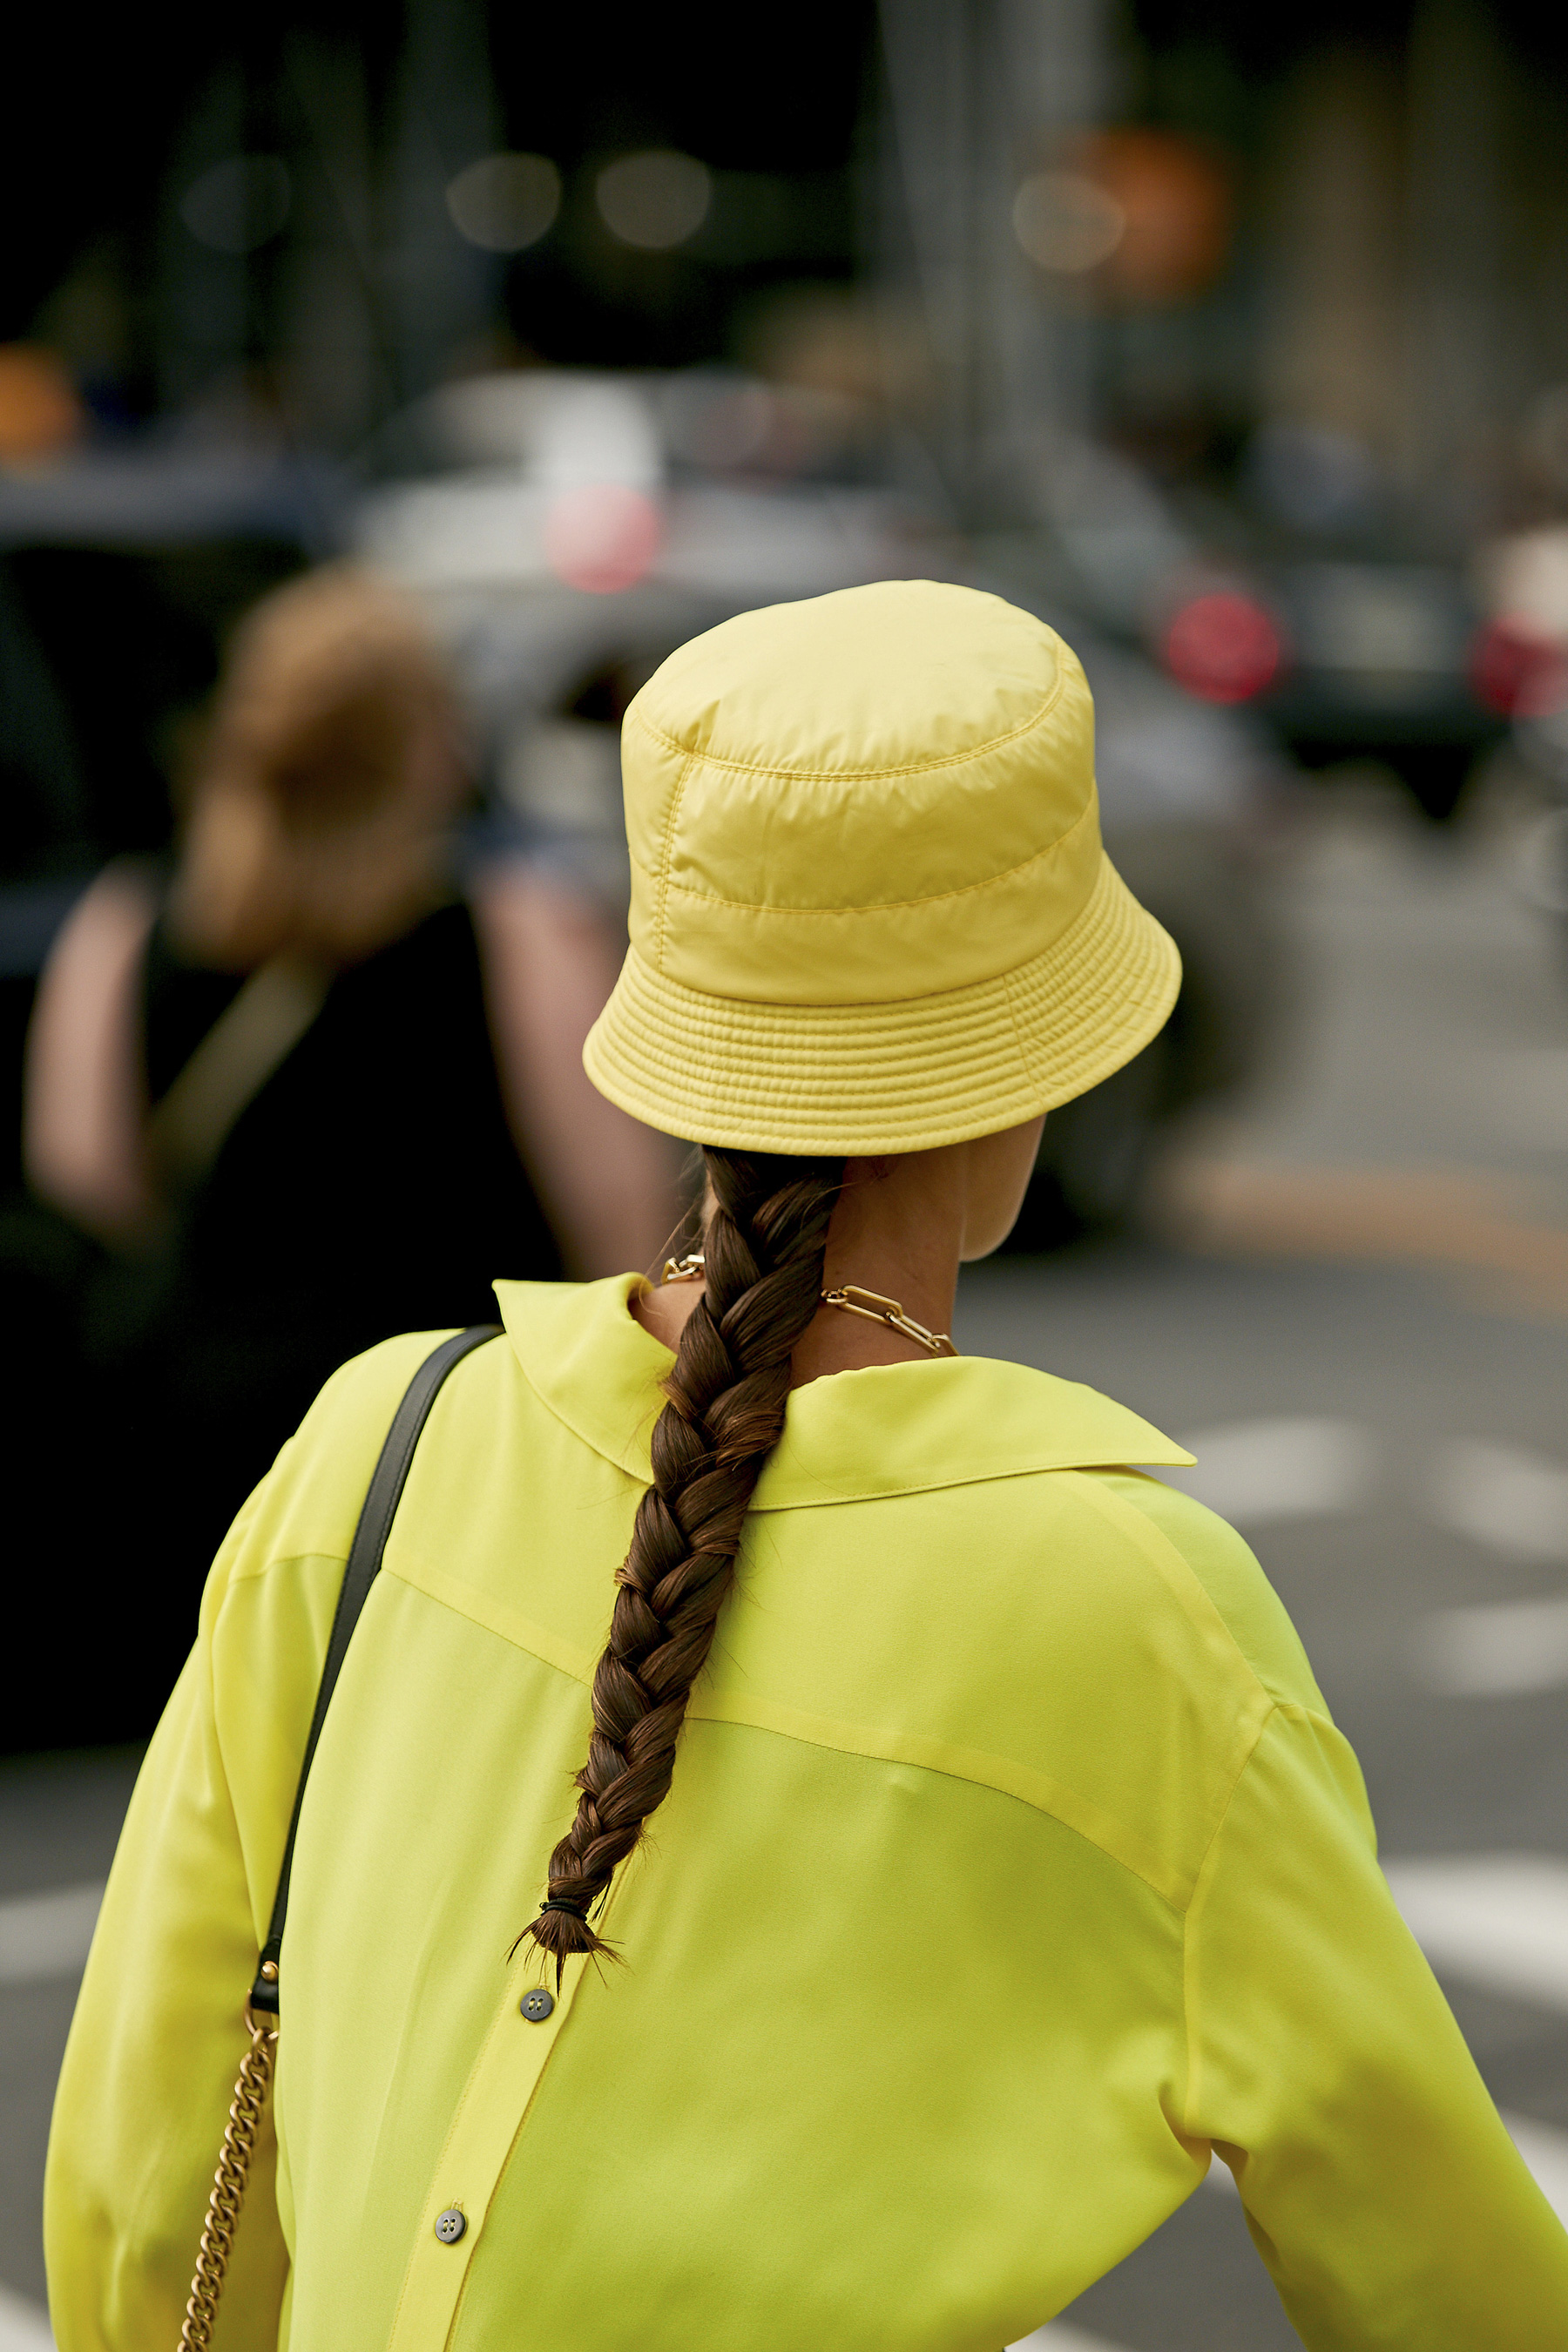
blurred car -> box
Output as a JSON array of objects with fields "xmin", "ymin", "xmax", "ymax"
[
  {"xmin": 1020, "ymin": 427, "xmax": 1506, "ymax": 823},
  {"xmin": 1475, "ymin": 518, "xmax": 1568, "ymax": 929},
  {"xmin": 1218, "ymin": 427, "xmax": 1505, "ymax": 820},
  {"xmin": 1229, "ymin": 558, "xmax": 1499, "ymax": 821},
  {"xmin": 971, "ymin": 545, "xmax": 1288, "ymax": 1245},
  {"xmin": 352, "ymin": 367, "xmax": 946, "ymax": 887},
  {"xmin": 355, "ymin": 373, "xmax": 1289, "ymax": 1244}
]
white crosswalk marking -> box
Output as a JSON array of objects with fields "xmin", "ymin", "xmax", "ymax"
[
  {"xmin": 1408, "ymin": 1435, "xmax": 1568, "ymax": 1696},
  {"xmin": 1385, "ymin": 1855, "xmax": 1568, "ymax": 2011},
  {"xmin": 1159, "ymin": 1417, "xmax": 1375, "ymax": 1530},
  {"xmin": 1428, "ymin": 1440, "xmax": 1568, "ymax": 1564},
  {"xmin": 0, "ymin": 2281, "xmax": 51, "ymax": 2352},
  {"xmin": 1413, "ymin": 1598, "xmax": 1568, "ymax": 1696},
  {"xmin": 1384, "ymin": 1857, "xmax": 1568, "ymax": 2221},
  {"xmin": 0, "ymin": 1884, "xmax": 103, "ymax": 1990},
  {"xmin": 1008, "ymin": 2326, "xmax": 1128, "ymax": 2350},
  {"xmin": 1504, "ymin": 2114, "xmax": 1568, "ymax": 2226}
]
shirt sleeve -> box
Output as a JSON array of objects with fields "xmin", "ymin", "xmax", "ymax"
[
  {"xmin": 1183, "ymin": 1701, "xmax": 1568, "ymax": 2349},
  {"xmin": 44, "ymin": 1329, "xmax": 443, "ymax": 2349},
  {"xmin": 43, "ymin": 1512, "xmax": 294, "ymax": 2351}
]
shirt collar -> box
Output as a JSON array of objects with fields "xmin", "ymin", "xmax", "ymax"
[{"xmin": 495, "ymin": 1274, "xmax": 1194, "ymax": 1511}]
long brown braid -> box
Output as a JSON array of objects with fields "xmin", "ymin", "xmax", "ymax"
[{"xmin": 523, "ymin": 1146, "xmax": 843, "ymax": 1978}]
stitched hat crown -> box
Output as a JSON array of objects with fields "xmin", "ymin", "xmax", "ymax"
[
  {"xmin": 585, "ymin": 579, "xmax": 1179, "ymax": 1154},
  {"xmin": 621, "ymin": 580, "xmax": 1100, "ymax": 1008}
]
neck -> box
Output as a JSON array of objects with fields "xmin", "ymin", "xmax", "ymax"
[
  {"xmin": 791, "ymin": 1151, "xmax": 963, "ymax": 1382},
  {"xmin": 634, "ymin": 1146, "xmax": 969, "ymax": 1386}
]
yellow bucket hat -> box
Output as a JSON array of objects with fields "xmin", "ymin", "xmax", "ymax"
[{"xmin": 584, "ymin": 579, "xmax": 1180, "ymax": 1154}]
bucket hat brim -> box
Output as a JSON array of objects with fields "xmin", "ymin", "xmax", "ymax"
[{"xmin": 584, "ymin": 851, "xmax": 1180, "ymax": 1156}]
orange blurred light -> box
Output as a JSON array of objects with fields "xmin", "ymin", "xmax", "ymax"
[
  {"xmin": 1020, "ymin": 130, "xmax": 1231, "ymax": 307},
  {"xmin": 1162, "ymin": 591, "xmax": 1283, "ymax": 704},
  {"xmin": 0, "ymin": 345, "xmax": 84, "ymax": 466},
  {"xmin": 543, "ymin": 483, "xmax": 663, "ymax": 593}
]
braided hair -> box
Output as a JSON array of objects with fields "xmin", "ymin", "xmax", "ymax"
[{"xmin": 523, "ymin": 1146, "xmax": 844, "ymax": 1977}]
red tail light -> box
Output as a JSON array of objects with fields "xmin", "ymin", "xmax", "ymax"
[
  {"xmin": 543, "ymin": 483, "xmax": 663, "ymax": 594},
  {"xmin": 1469, "ymin": 617, "xmax": 1568, "ymax": 719},
  {"xmin": 1160, "ymin": 590, "xmax": 1283, "ymax": 704}
]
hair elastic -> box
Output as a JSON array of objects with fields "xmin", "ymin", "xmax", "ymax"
[{"xmin": 537, "ymin": 1896, "xmax": 591, "ymax": 1921}]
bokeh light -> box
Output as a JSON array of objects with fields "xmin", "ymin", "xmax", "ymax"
[
  {"xmin": 445, "ymin": 153, "xmax": 561, "ymax": 253},
  {"xmin": 1161, "ymin": 590, "xmax": 1284, "ymax": 704},
  {"xmin": 1014, "ymin": 134, "xmax": 1230, "ymax": 301},
  {"xmin": 0, "ymin": 344, "xmax": 84, "ymax": 465},
  {"xmin": 1470, "ymin": 617, "xmax": 1568, "ymax": 720},
  {"xmin": 1071, "ymin": 129, "xmax": 1231, "ymax": 304},
  {"xmin": 596, "ymin": 151, "xmax": 712, "ymax": 251},
  {"xmin": 178, "ymin": 156, "xmax": 291, "ymax": 254},
  {"xmin": 543, "ymin": 481, "xmax": 663, "ymax": 592},
  {"xmin": 1012, "ymin": 171, "xmax": 1126, "ymax": 274}
]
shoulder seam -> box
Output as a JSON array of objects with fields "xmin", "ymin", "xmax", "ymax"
[
  {"xmin": 226, "ymin": 1543, "xmax": 350, "ymax": 1587},
  {"xmin": 388, "ymin": 1552, "xmax": 1192, "ymax": 1909},
  {"xmin": 1058, "ymin": 1470, "xmax": 1273, "ymax": 1706},
  {"xmin": 1180, "ymin": 1699, "xmax": 1278, "ymax": 2138},
  {"xmin": 1178, "ymin": 1699, "xmax": 1342, "ymax": 2140}
]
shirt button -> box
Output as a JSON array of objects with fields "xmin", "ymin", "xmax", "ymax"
[
  {"xmin": 520, "ymin": 1987, "xmax": 555, "ymax": 2022},
  {"xmin": 435, "ymin": 2208, "xmax": 467, "ymax": 2244}
]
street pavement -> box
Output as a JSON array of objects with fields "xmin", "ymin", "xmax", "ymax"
[{"xmin": 5, "ymin": 778, "xmax": 1568, "ymax": 2346}]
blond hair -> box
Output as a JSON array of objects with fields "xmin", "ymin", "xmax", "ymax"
[{"xmin": 171, "ymin": 567, "xmax": 462, "ymax": 968}]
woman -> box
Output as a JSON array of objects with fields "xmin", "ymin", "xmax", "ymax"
[
  {"xmin": 19, "ymin": 566, "xmax": 673, "ymax": 1737},
  {"xmin": 46, "ymin": 581, "xmax": 1568, "ymax": 2348}
]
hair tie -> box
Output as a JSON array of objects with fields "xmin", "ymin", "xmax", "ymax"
[{"xmin": 537, "ymin": 1895, "xmax": 590, "ymax": 1921}]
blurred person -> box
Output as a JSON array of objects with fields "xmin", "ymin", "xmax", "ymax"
[
  {"xmin": 20, "ymin": 565, "xmax": 673, "ymax": 1742},
  {"xmin": 46, "ymin": 585, "xmax": 1568, "ymax": 2349}
]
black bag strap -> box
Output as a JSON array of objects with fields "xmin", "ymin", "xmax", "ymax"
[{"xmin": 248, "ymin": 1323, "xmax": 502, "ymax": 2016}]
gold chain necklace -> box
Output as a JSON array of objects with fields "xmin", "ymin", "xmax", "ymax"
[
  {"xmin": 661, "ymin": 1254, "xmax": 956, "ymax": 1359},
  {"xmin": 818, "ymin": 1283, "xmax": 955, "ymax": 1356}
]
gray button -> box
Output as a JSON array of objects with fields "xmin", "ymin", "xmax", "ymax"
[
  {"xmin": 520, "ymin": 1987, "xmax": 555, "ymax": 2023},
  {"xmin": 435, "ymin": 2207, "xmax": 467, "ymax": 2244}
]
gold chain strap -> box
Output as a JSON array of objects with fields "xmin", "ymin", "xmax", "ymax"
[{"xmin": 177, "ymin": 2004, "xmax": 278, "ymax": 2350}]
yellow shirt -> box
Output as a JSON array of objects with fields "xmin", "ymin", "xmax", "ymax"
[{"xmin": 45, "ymin": 1276, "xmax": 1568, "ymax": 2350}]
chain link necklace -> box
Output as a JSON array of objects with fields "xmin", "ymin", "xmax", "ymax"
[{"xmin": 661, "ymin": 1254, "xmax": 956, "ymax": 1358}]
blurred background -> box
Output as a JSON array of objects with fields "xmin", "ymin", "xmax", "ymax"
[{"xmin": 5, "ymin": 3, "xmax": 1568, "ymax": 2345}]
